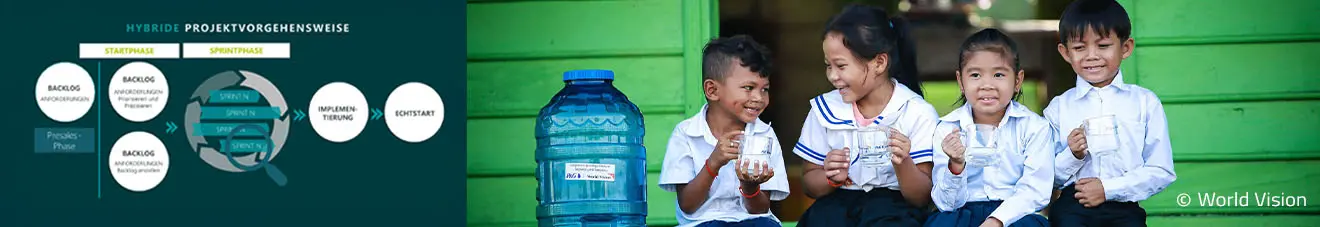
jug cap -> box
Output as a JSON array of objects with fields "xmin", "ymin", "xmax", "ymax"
[{"xmin": 563, "ymin": 69, "xmax": 615, "ymax": 81}]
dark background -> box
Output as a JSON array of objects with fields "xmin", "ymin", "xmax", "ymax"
[{"xmin": 0, "ymin": 1, "xmax": 466, "ymax": 226}]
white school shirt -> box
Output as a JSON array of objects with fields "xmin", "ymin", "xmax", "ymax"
[
  {"xmin": 793, "ymin": 80, "xmax": 939, "ymax": 191},
  {"xmin": 931, "ymin": 102, "xmax": 1055, "ymax": 226},
  {"xmin": 659, "ymin": 104, "xmax": 791, "ymax": 227},
  {"xmin": 1044, "ymin": 71, "xmax": 1177, "ymax": 202}
]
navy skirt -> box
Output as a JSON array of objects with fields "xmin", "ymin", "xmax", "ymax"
[
  {"xmin": 924, "ymin": 201, "xmax": 1048, "ymax": 227},
  {"xmin": 797, "ymin": 188, "xmax": 928, "ymax": 227}
]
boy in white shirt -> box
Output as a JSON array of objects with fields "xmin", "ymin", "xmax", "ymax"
[
  {"xmin": 1045, "ymin": 0, "xmax": 1177, "ymax": 226},
  {"xmin": 659, "ymin": 35, "xmax": 790, "ymax": 227}
]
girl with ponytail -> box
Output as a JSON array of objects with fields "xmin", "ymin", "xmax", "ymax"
[{"xmin": 790, "ymin": 3, "xmax": 938, "ymax": 227}]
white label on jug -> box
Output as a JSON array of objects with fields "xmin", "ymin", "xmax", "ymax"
[{"xmin": 565, "ymin": 163, "xmax": 616, "ymax": 182}]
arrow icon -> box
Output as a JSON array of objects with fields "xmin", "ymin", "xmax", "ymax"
[
  {"xmin": 371, "ymin": 108, "xmax": 383, "ymax": 120},
  {"xmin": 293, "ymin": 109, "xmax": 306, "ymax": 121},
  {"xmin": 165, "ymin": 121, "xmax": 177, "ymax": 134}
]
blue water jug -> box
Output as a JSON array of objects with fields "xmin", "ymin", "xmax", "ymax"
[{"xmin": 535, "ymin": 69, "xmax": 647, "ymax": 226}]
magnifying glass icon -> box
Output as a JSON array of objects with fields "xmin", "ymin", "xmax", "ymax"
[{"xmin": 224, "ymin": 123, "xmax": 287, "ymax": 186}]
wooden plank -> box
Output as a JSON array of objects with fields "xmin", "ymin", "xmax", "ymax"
[
  {"xmin": 682, "ymin": 0, "xmax": 719, "ymax": 116},
  {"xmin": 466, "ymin": 176, "xmax": 536, "ymax": 226},
  {"xmin": 1117, "ymin": 0, "xmax": 1139, "ymax": 85},
  {"xmin": 1148, "ymin": 215, "xmax": 1320, "ymax": 226},
  {"xmin": 466, "ymin": 173, "xmax": 679, "ymax": 226},
  {"xmin": 1160, "ymin": 93, "xmax": 1320, "ymax": 105},
  {"xmin": 467, "ymin": 56, "xmax": 687, "ymax": 118},
  {"xmin": 1131, "ymin": 0, "xmax": 1320, "ymax": 42},
  {"xmin": 1140, "ymin": 34, "xmax": 1320, "ymax": 47},
  {"xmin": 1141, "ymin": 160, "xmax": 1320, "ymax": 215},
  {"xmin": 1164, "ymin": 100, "xmax": 1320, "ymax": 161},
  {"xmin": 467, "ymin": 0, "xmax": 683, "ymax": 60},
  {"xmin": 467, "ymin": 114, "xmax": 686, "ymax": 177},
  {"xmin": 1133, "ymin": 42, "xmax": 1320, "ymax": 100}
]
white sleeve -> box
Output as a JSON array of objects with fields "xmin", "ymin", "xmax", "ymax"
[
  {"xmin": 905, "ymin": 104, "xmax": 939, "ymax": 164},
  {"xmin": 1045, "ymin": 99, "xmax": 1087, "ymax": 188},
  {"xmin": 762, "ymin": 130, "xmax": 792, "ymax": 201},
  {"xmin": 931, "ymin": 122, "xmax": 969, "ymax": 212},
  {"xmin": 794, "ymin": 110, "xmax": 830, "ymax": 165},
  {"xmin": 658, "ymin": 126, "xmax": 696, "ymax": 192},
  {"xmin": 989, "ymin": 122, "xmax": 1057, "ymax": 225},
  {"xmin": 1101, "ymin": 95, "xmax": 1177, "ymax": 202}
]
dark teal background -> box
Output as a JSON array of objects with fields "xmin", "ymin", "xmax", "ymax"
[{"xmin": 0, "ymin": 1, "xmax": 466, "ymax": 226}]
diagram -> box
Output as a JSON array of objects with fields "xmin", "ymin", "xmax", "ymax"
[
  {"xmin": 186, "ymin": 70, "xmax": 291, "ymax": 186},
  {"xmin": 32, "ymin": 43, "xmax": 446, "ymax": 195}
]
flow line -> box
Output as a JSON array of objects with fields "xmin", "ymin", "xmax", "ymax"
[{"xmin": 97, "ymin": 61, "xmax": 102, "ymax": 199}]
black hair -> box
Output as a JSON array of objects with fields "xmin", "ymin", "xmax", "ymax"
[
  {"xmin": 702, "ymin": 34, "xmax": 774, "ymax": 81},
  {"xmin": 955, "ymin": 28, "xmax": 1023, "ymax": 105},
  {"xmin": 1059, "ymin": 0, "xmax": 1132, "ymax": 45},
  {"xmin": 821, "ymin": 3, "xmax": 922, "ymax": 96}
]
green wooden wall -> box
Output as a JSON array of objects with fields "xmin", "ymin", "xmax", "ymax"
[
  {"xmin": 1114, "ymin": 0, "xmax": 1320, "ymax": 225},
  {"xmin": 466, "ymin": 0, "xmax": 716, "ymax": 226}
]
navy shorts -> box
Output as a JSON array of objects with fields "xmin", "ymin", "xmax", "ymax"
[{"xmin": 1048, "ymin": 185, "xmax": 1147, "ymax": 227}]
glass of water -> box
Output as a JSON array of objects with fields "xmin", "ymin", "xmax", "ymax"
[
  {"xmin": 853, "ymin": 125, "xmax": 891, "ymax": 168},
  {"xmin": 1083, "ymin": 115, "xmax": 1120, "ymax": 157},
  {"xmin": 964, "ymin": 124, "xmax": 1000, "ymax": 168},
  {"xmin": 739, "ymin": 133, "xmax": 773, "ymax": 175}
]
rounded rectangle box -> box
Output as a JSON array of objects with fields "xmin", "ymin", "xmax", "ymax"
[{"xmin": 34, "ymin": 128, "xmax": 95, "ymax": 154}]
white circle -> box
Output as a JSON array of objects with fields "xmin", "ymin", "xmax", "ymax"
[
  {"xmin": 309, "ymin": 82, "xmax": 369, "ymax": 143},
  {"xmin": 1177, "ymin": 193, "xmax": 1191, "ymax": 207},
  {"xmin": 108, "ymin": 131, "xmax": 170, "ymax": 192},
  {"xmin": 385, "ymin": 82, "xmax": 445, "ymax": 143},
  {"xmin": 109, "ymin": 62, "xmax": 169, "ymax": 122},
  {"xmin": 35, "ymin": 62, "xmax": 95, "ymax": 123}
]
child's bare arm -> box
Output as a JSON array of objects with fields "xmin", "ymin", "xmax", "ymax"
[
  {"xmin": 675, "ymin": 168, "xmax": 717, "ymax": 214},
  {"xmin": 802, "ymin": 158, "xmax": 846, "ymax": 198},
  {"xmin": 675, "ymin": 130, "xmax": 743, "ymax": 214},
  {"xmin": 889, "ymin": 128, "xmax": 933, "ymax": 207},
  {"xmin": 735, "ymin": 161, "xmax": 773, "ymax": 214}
]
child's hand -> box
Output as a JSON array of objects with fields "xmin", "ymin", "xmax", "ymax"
[
  {"xmin": 942, "ymin": 128, "xmax": 966, "ymax": 174},
  {"xmin": 1074, "ymin": 177, "xmax": 1107, "ymax": 208},
  {"xmin": 709, "ymin": 130, "xmax": 744, "ymax": 168},
  {"xmin": 888, "ymin": 127, "xmax": 911, "ymax": 165},
  {"xmin": 824, "ymin": 148, "xmax": 851, "ymax": 184},
  {"xmin": 980, "ymin": 217, "xmax": 1004, "ymax": 227},
  {"xmin": 735, "ymin": 159, "xmax": 774, "ymax": 186},
  {"xmin": 1068, "ymin": 127, "xmax": 1088, "ymax": 159},
  {"xmin": 942, "ymin": 128, "xmax": 966, "ymax": 164}
]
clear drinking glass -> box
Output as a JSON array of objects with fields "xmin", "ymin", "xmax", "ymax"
[
  {"xmin": 739, "ymin": 133, "xmax": 773, "ymax": 175},
  {"xmin": 853, "ymin": 125, "xmax": 891, "ymax": 168},
  {"xmin": 964, "ymin": 124, "xmax": 1000, "ymax": 168},
  {"xmin": 1083, "ymin": 115, "xmax": 1120, "ymax": 157}
]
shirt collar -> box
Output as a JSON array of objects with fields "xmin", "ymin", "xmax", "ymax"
[
  {"xmin": 824, "ymin": 79, "xmax": 919, "ymax": 125},
  {"xmin": 1071, "ymin": 70, "xmax": 1129, "ymax": 100},
  {"xmin": 938, "ymin": 101, "xmax": 1034, "ymax": 129}
]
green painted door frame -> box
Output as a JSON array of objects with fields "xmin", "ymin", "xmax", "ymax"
[{"xmin": 466, "ymin": 1, "xmax": 718, "ymax": 226}]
